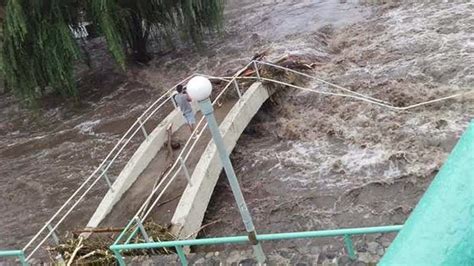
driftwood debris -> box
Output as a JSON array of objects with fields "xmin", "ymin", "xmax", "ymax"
[
  {"xmin": 49, "ymin": 221, "xmax": 176, "ymax": 265},
  {"xmin": 184, "ymin": 219, "xmax": 222, "ymax": 240},
  {"xmin": 66, "ymin": 236, "xmax": 83, "ymax": 266}
]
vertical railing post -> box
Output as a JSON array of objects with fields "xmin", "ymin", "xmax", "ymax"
[
  {"xmin": 135, "ymin": 217, "xmax": 150, "ymax": 243},
  {"xmin": 46, "ymin": 224, "xmax": 60, "ymax": 245},
  {"xmin": 171, "ymin": 93, "xmax": 178, "ymax": 109},
  {"xmin": 124, "ymin": 226, "xmax": 140, "ymax": 244},
  {"xmin": 101, "ymin": 166, "xmax": 114, "ymax": 192},
  {"xmin": 253, "ymin": 61, "xmax": 261, "ymax": 81},
  {"xmin": 343, "ymin": 234, "xmax": 356, "ymax": 260},
  {"xmin": 137, "ymin": 118, "xmax": 148, "ymax": 139},
  {"xmin": 47, "ymin": 224, "xmax": 65, "ymax": 263},
  {"xmin": 112, "ymin": 249, "xmax": 126, "ymax": 266},
  {"xmin": 175, "ymin": 246, "xmax": 188, "ymax": 266},
  {"xmin": 233, "ymin": 79, "xmax": 242, "ymax": 98},
  {"xmin": 179, "ymin": 157, "xmax": 192, "ymax": 186}
]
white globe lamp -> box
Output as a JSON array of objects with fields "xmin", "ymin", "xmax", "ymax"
[{"xmin": 186, "ymin": 76, "xmax": 212, "ymax": 102}]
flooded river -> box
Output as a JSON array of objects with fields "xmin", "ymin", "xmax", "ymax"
[
  {"xmin": 201, "ymin": 0, "xmax": 474, "ymax": 261},
  {"xmin": 1, "ymin": 0, "xmax": 472, "ymax": 263}
]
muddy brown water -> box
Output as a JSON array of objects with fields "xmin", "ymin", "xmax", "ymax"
[
  {"xmin": 199, "ymin": 0, "xmax": 474, "ymax": 256},
  {"xmin": 1, "ymin": 0, "xmax": 472, "ymax": 262}
]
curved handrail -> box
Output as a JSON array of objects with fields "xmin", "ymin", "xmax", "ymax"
[{"xmin": 23, "ymin": 74, "xmax": 195, "ymax": 260}]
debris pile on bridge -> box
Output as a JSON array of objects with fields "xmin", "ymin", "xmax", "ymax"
[
  {"xmin": 250, "ymin": 53, "xmax": 313, "ymax": 87},
  {"xmin": 210, "ymin": 53, "xmax": 313, "ymax": 105},
  {"xmin": 48, "ymin": 221, "xmax": 176, "ymax": 264}
]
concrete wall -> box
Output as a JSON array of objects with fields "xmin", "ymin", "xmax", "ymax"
[
  {"xmin": 86, "ymin": 106, "xmax": 189, "ymax": 229},
  {"xmin": 170, "ymin": 82, "xmax": 270, "ymax": 239}
]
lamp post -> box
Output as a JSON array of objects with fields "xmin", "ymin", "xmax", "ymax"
[{"xmin": 186, "ymin": 76, "xmax": 266, "ymax": 263}]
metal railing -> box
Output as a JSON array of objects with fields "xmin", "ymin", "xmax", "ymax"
[
  {"xmin": 15, "ymin": 74, "xmax": 196, "ymax": 261},
  {"xmin": 0, "ymin": 60, "xmax": 252, "ymax": 264},
  {"xmin": 110, "ymin": 225, "xmax": 403, "ymax": 265}
]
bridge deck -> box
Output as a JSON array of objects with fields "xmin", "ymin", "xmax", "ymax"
[{"xmin": 100, "ymin": 101, "xmax": 237, "ymax": 228}]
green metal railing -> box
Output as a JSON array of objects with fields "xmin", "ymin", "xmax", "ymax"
[
  {"xmin": 0, "ymin": 250, "xmax": 27, "ymax": 266},
  {"xmin": 110, "ymin": 225, "xmax": 403, "ymax": 265}
]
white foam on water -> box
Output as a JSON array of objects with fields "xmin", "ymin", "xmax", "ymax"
[
  {"xmin": 384, "ymin": 160, "xmax": 402, "ymax": 178},
  {"xmin": 74, "ymin": 120, "xmax": 101, "ymax": 135},
  {"xmin": 339, "ymin": 146, "xmax": 386, "ymax": 174}
]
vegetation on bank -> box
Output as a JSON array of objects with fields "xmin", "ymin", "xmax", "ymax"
[{"xmin": 0, "ymin": 0, "xmax": 224, "ymax": 105}]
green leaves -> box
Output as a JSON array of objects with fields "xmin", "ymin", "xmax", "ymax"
[
  {"xmin": 1, "ymin": 0, "xmax": 224, "ymax": 105},
  {"xmin": 89, "ymin": 0, "xmax": 127, "ymax": 68},
  {"xmin": 2, "ymin": 0, "xmax": 83, "ymax": 103}
]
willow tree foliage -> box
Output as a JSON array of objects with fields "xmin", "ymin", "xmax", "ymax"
[{"xmin": 1, "ymin": 0, "xmax": 224, "ymax": 103}]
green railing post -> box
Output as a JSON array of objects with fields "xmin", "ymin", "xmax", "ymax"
[
  {"xmin": 125, "ymin": 226, "xmax": 140, "ymax": 244},
  {"xmin": 109, "ymin": 225, "xmax": 402, "ymax": 264},
  {"xmin": 19, "ymin": 253, "xmax": 28, "ymax": 266},
  {"xmin": 343, "ymin": 234, "xmax": 356, "ymax": 260},
  {"xmin": 253, "ymin": 61, "xmax": 261, "ymax": 81},
  {"xmin": 135, "ymin": 217, "xmax": 150, "ymax": 242},
  {"xmin": 175, "ymin": 246, "xmax": 188, "ymax": 266},
  {"xmin": 112, "ymin": 249, "xmax": 126, "ymax": 266}
]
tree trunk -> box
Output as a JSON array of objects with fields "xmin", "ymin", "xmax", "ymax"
[{"xmin": 129, "ymin": 14, "xmax": 152, "ymax": 64}]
